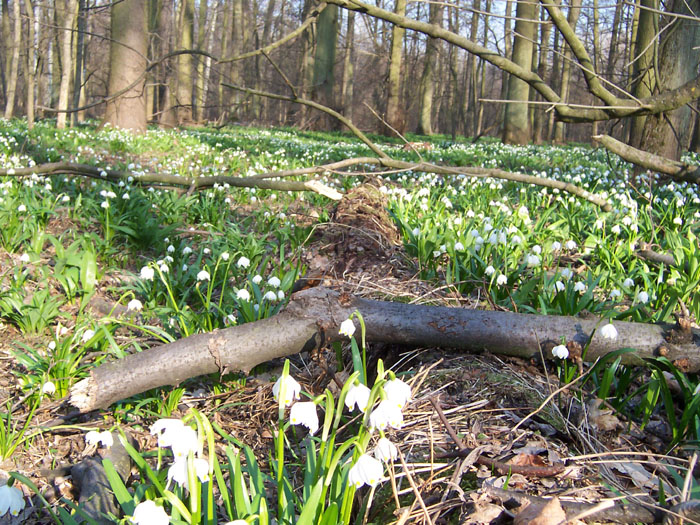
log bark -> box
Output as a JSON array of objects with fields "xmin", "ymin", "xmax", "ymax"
[{"xmin": 70, "ymin": 287, "xmax": 700, "ymax": 412}]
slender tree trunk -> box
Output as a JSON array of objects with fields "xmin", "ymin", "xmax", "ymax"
[
  {"xmin": 591, "ymin": 0, "xmax": 600, "ymax": 136},
  {"xmin": 193, "ymin": 0, "xmax": 207, "ymax": 122},
  {"xmin": 296, "ymin": 0, "xmax": 315, "ymax": 126},
  {"xmin": 200, "ymin": 4, "xmax": 218, "ymax": 123},
  {"xmin": 70, "ymin": 0, "xmax": 86, "ymax": 126},
  {"xmin": 3, "ymin": 0, "xmax": 20, "ymax": 118},
  {"xmin": 605, "ymin": 0, "xmax": 624, "ymax": 81},
  {"xmin": 498, "ymin": 0, "xmax": 513, "ymax": 132},
  {"xmin": 503, "ymin": 0, "xmax": 537, "ymax": 144},
  {"xmin": 416, "ymin": 2, "xmax": 442, "ymax": 135},
  {"xmin": 56, "ymin": 0, "xmax": 78, "ymax": 129},
  {"xmin": 312, "ymin": 3, "xmax": 339, "ymax": 129},
  {"xmin": 553, "ymin": 0, "xmax": 582, "ymax": 143},
  {"xmin": 24, "ymin": 0, "xmax": 36, "ymax": 128},
  {"xmin": 384, "ymin": 0, "xmax": 406, "ymax": 135},
  {"xmin": 217, "ymin": 0, "xmax": 230, "ymax": 123},
  {"xmin": 533, "ymin": 11, "xmax": 552, "ymax": 143},
  {"xmin": 0, "ymin": 0, "xmax": 10, "ymax": 103},
  {"xmin": 260, "ymin": 0, "xmax": 276, "ymax": 122},
  {"xmin": 103, "ymin": 0, "xmax": 147, "ymax": 132},
  {"xmin": 463, "ymin": 0, "xmax": 479, "ymax": 137},
  {"xmin": 340, "ymin": 10, "xmax": 355, "ymax": 121},
  {"xmin": 176, "ymin": 0, "xmax": 194, "ymax": 124},
  {"xmin": 628, "ymin": 0, "xmax": 657, "ymax": 148}
]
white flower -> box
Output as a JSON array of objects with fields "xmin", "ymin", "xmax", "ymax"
[
  {"xmin": 82, "ymin": 329, "xmax": 95, "ymax": 343},
  {"xmin": 374, "ymin": 437, "xmax": 398, "ymax": 462},
  {"xmin": 600, "ymin": 323, "xmax": 618, "ymax": 340},
  {"xmin": 150, "ymin": 419, "xmax": 185, "ymax": 447},
  {"xmin": 610, "ymin": 289, "xmax": 621, "ymax": 299},
  {"xmin": 41, "ymin": 381, "xmax": 56, "ymax": 395},
  {"xmin": 339, "ymin": 319, "xmax": 356, "ymax": 338},
  {"xmin": 485, "ymin": 265, "xmax": 495, "ymax": 276},
  {"xmin": 167, "ymin": 245, "xmax": 175, "ymax": 253},
  {"xmin": 140, "ymin": 266, "xmax": 155, "ymax": 280},
  {"xmin": 169, "ymin": 426, "xmax": 199, "ymax": 460},
  {"xmin": 566, "ymin": 240, "xmax": 577, "ymax": 251},
  {"xmin": 496, "ymin": 274, "xmax": 507, "ymax": 286},
  {"xmin": 17, "ymin": 204, "xmax": 26, "ymax": 212},
  {"xmin": 0, "ymin": 484, "xmax": 25, "ymax": 517},
  {"xmin": 383, "ymin": 378, "xmax": 412, "ymax": 409},
  {"xmin": 127, "ymin": 299, "xmax": 143, "ymax": 311},
  {"xmin": 268, "ymin": 276, "xmax": 281, "ymax": 288},
  {"xmin": 289, "ymin": 401, "xmax": 319, "ymax": 434},
  {"xmin": 412, "ymin": 227, "xmax": 420, "ymax": 236},
  {"xmin": 263, "ymin": 290, "xmax": 277, "ymax": 301},
  {"xmin": 348, "ymin": 454, "xmax": 384, "ymax": 488},
  {"xmin": 252, "ymin": 274, "xmax": 262, "ymax": 284},
  {"xmin": 236, "ymin": 289, "xmax": 251, "ymax": 301},
  {"xmin": 159, "ymin": 263, "xmax": 168, "ymax": 273},
  {"xmin": 551, "ymin": 241, "xmax": 561, "ymax": 251},
  {"xmin": 554, "ymin": 280, "xmax": 566, "ymax": 292},
  {"xmin": 552, "ymin": 345, "xmax": 569, "ymax": 359},
  {"xmin": 673, "ymin": 217, "xmax": 683, "ymax": 225},
  {"xmin": 48, "ymin": 341, "xmax": 56, "ymax": 350},
  {"xmin": 182, "ymin": 246, "xmax": 193, "ymax": 255},
  {"xmin": 345, "ymin": 383, "xmax": 371, "ymax": 412},
  {"xmin": 532, "ymin": 244, "xmax": 542, "ymax": 255},
  {"xmin": 277, "ymin": 290, "xmax": 285, "ymax": 301},
  {"xmin": 101, "ymin": 201, "xmax": 109, "ymax": 209},
  {"xmin": 221, "ymin": 252, "xmax": 230, "ymax": 261},
  {"xmin": 560, "ymin": 268, "xmax": 573, "ymax": 280},
  {"xmin": 122, "ymin": 193, "xmax": 130, "ymax": 199},
  {"xmin": 85, "ymin": 430, "xmax": 114, "ymax": 448},
  {"xmin": 168, "ymin": 457, "xmax": 210, "ymax": 489},
  {"xmin": 19, "ymin": 253, "xmax": 30, "ymax": 263},
  {"xmin": 203, "ymin": 248, "xmax": 211, "ymax": 255},
  {"xmin": 574, "ymin": 282, "xmax": 587, "ymax": 293},
  {"xmin": 623, "ymin": 278, "xmax": 634, "ymax": 288},
  {"xmin": 272, "ymin": 375, "xmax": 302, "ymax": 407},
  {"xmin": 197, "ymin": 270, "xmax": 210, "ymax": 282},
  {"xmin": 611, "ymin": 224, "xmax": 621, "ymax": 234},
  {"xmin": 369, "ymin": 400, "xmax": 404, "ymax": 431},
  {"xmin": 526, "ymin": 254, "xmax": 541, "ymax": 266},
  {"xmin": 131, "ymin": 500, "xmax": 169, "ymax": 525},
  {"xmin": 454, "ymin": 242, "xmax": 465, "ymax": 251},
  {"xmin": 511, "ymin": 235, "xmax": 522, "ymax": 245},
  {"xmin": 636, "ymin": 291, "xmax": 649, "ymax": 304}
]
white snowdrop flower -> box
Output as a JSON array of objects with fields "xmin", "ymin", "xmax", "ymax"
[
  {"xmin": 127, "ymin": 299, "xmax": 143, "ymax": 311},
  {"xmin": 41, "ymin": 381, "xmax": 56, "ymax": 395},
  {"xmin": 610, "ymin": 289, "xmax": 621, "ymax": 299},
  {"xmin": 348, "ymin": 454, "xmax": 384, "ymax": 488},
  {"xmin": 236, "ymin": 289, "xmax": 250, "ymax": 301},
  {"xmin": 164, "ymin": 238, "xmax": 169, "ymax": 244},
  {"xmin": 122, "ymin": 192, "xmax": 130, "ymax": 199},
  {"xmin": 167, "ymin": 245, "xmax": 175, "ymax": 253},
  {"xmin": 289, "ymin": 401, "xmax": 319, "ymax": 434},
  {"xmin": 82, "ymin": 329, "xmax": 95, "ymax": 343},
  {"xmin": 196, "ymin": 270, "xmax": 210, "ymax": 282},
  {"xmin": 555, "ymin": 280, "xmax": 565, "ymax": 292},
  {"xmin": 374, "ymin": 437, "xmax": 398, "ymax": 462},
  {"xmin": 268, "ymin": 276, "xmax": 281, "ymax": 288},
  {"xmin": 466, "ymin": 210, "xmax": 475, "ymax": 218},
  {"xmin": 551, "ymin": 241, "xmax": 561, "ymax": 251},
  {"xmin": 272, "ymin": 375, "xmax": 301, "ymax": 407},
  {"xmin": 485, "ymin": 265, "xmax": 495, "ymax": 276},
  {"xmin": 623, "ymin": 278, "xmax": 634, "ymax": 288},
  {"xmin": 0, "ymin": 484, "xmax": 25, "ymax": 517},
  {"xmin": 85, "ymin": 430, "xmax": 113, "ymax": 448},
  {"xmin": 673, "ymin": 217, "xmax": 683, "ymax": 225},
  {"xmin": 345, "ymin": 383, "xmax": 371, "ymax": 412},
  {"xmin": 433, "ymin": 251, "xmax": 442, "ymax": 258},
  {"xmin": 182, "ymin": 264, "xmax": 188, "ymax": 271},
  {"xmin": 369, "ymin": 400, "xmax": 404, "ymax": 431},
  {"xmin": 19, "ymin": 253, "xmax": 30, "ymax": 263},
  {"xmin": 600, "ymin": 323, "xmax": 618, "ymax": 340},
  {"xmin": 252, "ymin": 274, "xmax": 262, "ymax": 284},
  {"xmin": 552, "ymin": 345, "xmax": 569, "ymax": 359},
  {"xmin": 339, "ymin": 318, "xmax": 356, "ymax": 338},
  {"xmin": 182, "ymin": 246, "xmax": 192, "ymax": 255},
  {"xmin": 566, "ymin": 240, "xmax": 577, "ymax": 251},
  {"xmin": 454, "ymin": 242, "xmax": 465, "ymax": 251},
  {"xmin": 263, "ymin": 290, "xmax": 277, "ymax": 301},
  {"xmin": 48, "ymin": 341, "xmax": 56, "ymax": 351},
  {"xmin": 159, "ymin": 263, "xmax": 169, "ymax": 273},
  {"xmin": 17, "ymin": 204, "xmax": 26, "ymax": 212},
  {"xmin": 237, "ymin": 256, "xmax": 250, "ymax": 268},
  {"xmin": 164, "ymin": 255, "xmax": 173, "ymax": 264},
  {"xmin": 101, "ymin": 201, "xmax": 109, "ymax": 209},
  {"xmin": 532, "ymin": 244, "xmax": 542, "ymax": 255},
  {"xmin": 384, "ymin": 378, "xmax": 412, "ymax": 409},
  {"xmin": 622, "ymin": 216, "xmax": 632, "ymax": 226},
  {"xmin": 511, "ymin": 235, "xmax": 522, "ymax": 245},
  {"xmin": 594, "ymin": 219, "xmax": 604, "ymax": 229},
  {"xmin": 469, "ymin": 229, "xmax": 480, "ymax": 238},
  {"xmin": 560, "ymin": 268, "xmax": 573, "ymax": 280},
  {"xmin": 574, "ymin": 282, "xmax": 587, "ymax": 293},
  {"xmin": 636, "ymin": 291, "xmax": 649, "ymax": 304},
  {"xmin": 496, "ymin": 274, "xmax": 507, "ymax": 286},
  {"xmin": 221, "ymin": 252, "xmax": 229, "ymax": 261},
  {"xmin": 611, "ymin": 224, "xmax": 621, "ymax": 234},
  {"xmin": 168, "ymin": 457, "xmax": 210, "ymax": 489},
  {"xmin": 277, "ymin": 290, "xmax": 285, "ymax": 301},
  {"xmin": 526, "ymin": 254, "xmax": 541, "ymax": 266},
  {"xmin": 411, "ymin": 227, "xmax": 420, "ymax": 236}
]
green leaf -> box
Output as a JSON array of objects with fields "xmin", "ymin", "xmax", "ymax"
[{"xmin": 102, "ymin": 458, "xmax": 134, "ymax": 515}]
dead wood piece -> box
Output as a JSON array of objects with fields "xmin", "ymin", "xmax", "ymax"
[{"xmin": 69, "ymin": 287, "xmax": 700, "ymax": 412}]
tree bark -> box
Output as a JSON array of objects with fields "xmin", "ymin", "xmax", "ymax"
[
  {"xmin": 628, "ymin": 0, "xmax": 657, "ymax": 148},
  {"xmin": 553, "ymin": 0, "xmax": 582, "ymax": 143},
  {"xmin": 384, "ymin": 0, "xmax": 406, "ymax": 135},
  {"xmin": 3, "ymin": 0, "xmax": 20, "ymax": 118},
  {"xmin": 340, "ymin": 10, "xmax": 355, "ymax": 121},
  {"xmin": 24, "ymin": 0, "xmax": 36, "ymax": 128},
  {"xmin": 56, "ymin": 0, "xmax": 79, "ymax": 129},
  {"xmin": 102, "ymin": 0, "xmax": 148, "ymax": 133},
  {"xmin": 69, "ymin": 287, "xmax": 700, "ymax": 412},
  {"xmin": 502, "ymin": 0, "xmax": 537, "ymax": 144},
  {"xmin": 416, "ymin": 2, "xmax": 442, "ymax": 135},
  {"xmin": 175, "ymin": 0, "xmax": 194, "ymax": 124},
  {"xmin": 312, "ymin": 3, "xmax": 339, "ymax": 129}
]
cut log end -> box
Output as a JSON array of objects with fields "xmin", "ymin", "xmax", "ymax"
[{"xmin": 70, "ymin": 376, "xmax": 96, "ymax": 411}]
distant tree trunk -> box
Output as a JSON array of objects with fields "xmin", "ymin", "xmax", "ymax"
[
  {"xmin": 638, "ymin": 0, "xmax": 700, "ymax": 160},
  {"xmin": 464, "ymin": 0, "xmax": 479, "ymax": 137},
  {"xmin": 56, "ymin": 0, "xmax": 79, "ymax": 129},
  {"xmin": 417, "ymin": 2, "xmax": 442, "ymax": 135},
  {"xmin": 193, "ymin": 0, "xmax": 207, "ymax": 122},
  {"xmin": 259, "ymin": 0, "xmax": 277, "ymax": 122},
  {"xmin": 70, "ymin": 0, "xmax": 86, "ymax": 126},
  {"xmin": 476, "ymin": 0, "xmax": 491, "ymax": 136},
  {"xmin": 690, "ymin": 104, "xmax": 700, "ymax": 152},
  {"xmin": 3, "ymin": 0, "xmax": 20, "ymax": 118},
  {"xmin": 296, "ymin": 0, "xmax": 316, "ymax": 126},
  {"xmin": 533, "ymin": 11, "xmax": 552, "ymax": 143},
  {"xmin": 24, "ymin": 0, "xmax": 36, "ymax": 128},
  {"xmin": 553, "ymin": 0, "xmax": 582, "ymax": 143},
  {"xmin": 384, "ymin": 0, "xmax": 406, "ymax": 135},
  {"xmin": 312, "ymin": 3, "xmax": 339, "ymax": 129},
  {"xmin": 103, "ymin": 0, "xmax": 147, "ymax": 132},
  {"xmin": 176, "ymin": 0, "xmax": 194, "ymax": 124},
  {"xmin": 0, "ymin": 0, "xmax": 10, "ymax": 103},
  {"xmin": 591, "ymin": 0, "xmax": 600, "ymax": 136},
  {"xmin": 605, "ymin": 0, "xmax": 624, "ymax": 81},
  {"xmin": 499, "ymin": 0, "xmax": 513, "ymax": 130},
  {"xmin": 628, "ymin": 0, "xmax": 656, "ymax": 147},
  {"xmin": 200, "ymin": 5, "xmax": 218, "ymax": 123},
  {"xmin": 546, "ymin": 24, "xmax": 561, "ymax": 139},
  {"xmin": 340, "ymin": 10, "xmax": 355, "ymax": 121},
  {"xmin": 502, "ymin": 0, "xmax": 536, "ymax": 144}
]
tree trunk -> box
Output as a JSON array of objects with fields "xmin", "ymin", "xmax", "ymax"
[
  {"xmin": 605, "ymin": 0, "xmax": 624, "ymax": 81},
  {"xmin": 553, "ymin": 0, "xmax": 582, "ymax": 143},
  {"xmin": 56, "ymin": 0, "xmax": 78, "ymax": 129},
  {"xmin": 3, "ymin": 0, "xmax": 20, "ymax": 118},
  {"xmin": 637, "ymin": 0, "xmax": 700, "ymax": 160},
  {"xmin": 498, "ymin": 0, "xmax": 513, "ymax": 134},
  {"xmin": 312, "ymin": 3, "xmax": 339, "ymax": 129},
  {"xmin": 0, "ymin": 0, "xmax": 10, "ymax": 102},
  {"xmin": 464, "ymin": 0, "xmax": 479, "ymax": 137},
  {"xmin": 340, "ymin": 10, "xmax": 355, "ymax": 121},
  {"xmin": 533, "ymin": 11, "xmax": 552, "ymax": 143},
  {"xmin": 628, "ymin": 0, "xmax": 657, "ymax": 148},
  {"xmin": 384, "ymin": 0, "xmax": 406, "ymax": 135},
  {"xmin": 70, "ymin": 0, "xmax": 86, "ymax": 127},
  {"xmin": 416, "ymin": 2, "xmax": 442, "ymax": 135},
  {"xmin": 24, "ymin": 0, "xmax": 36, "ymax": 128},
  {"xmin": 502, "ymin": 0, "xmax": 537, "ymax": 144},
  {"xmin": 176, "ymin": 0, "xmax": 194, "ymax": 124},
  {"xmin": 103, "ymin": 0, "xmax": 147, "ymax": 132},
  {"xmin": 69, "ymin": 287, "xmax": 700, "ymax": 412}
]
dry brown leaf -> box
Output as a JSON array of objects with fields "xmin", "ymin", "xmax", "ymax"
[
  {"xmin": 514, "ymin": 497, "xmax": 567, "ymax": 525},
  {"xmin": 464, "ymin": 491, "xmax": 505, "ymax": 524},
  {"xmin": 509, "ymin": 453, "xmax": 549, "ymax": 468},
  {"xmin": 587, "ymin": 398, "xmax": 622, "ymax": 431}
]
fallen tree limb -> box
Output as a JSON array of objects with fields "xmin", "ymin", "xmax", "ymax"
[
  {"xmin": 70, "ymin": 287, "xmax": 700, "ymax": 412},
  {"xmin": 0, "ymin": 162, "xmax": 343, "ymax": 200},
  {"xmin": 593, "ymin": 134, "xmax": 700, "ymax": 185}
]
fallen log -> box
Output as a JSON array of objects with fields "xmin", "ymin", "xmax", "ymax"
[{"xmin": 70, "ymin": 287, "xmax": 700, "ymax": 412}]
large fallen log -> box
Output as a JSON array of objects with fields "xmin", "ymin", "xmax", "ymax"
[{"xmin": 70, "ymin": 287, "xmax": 700, "ymax": 412}]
